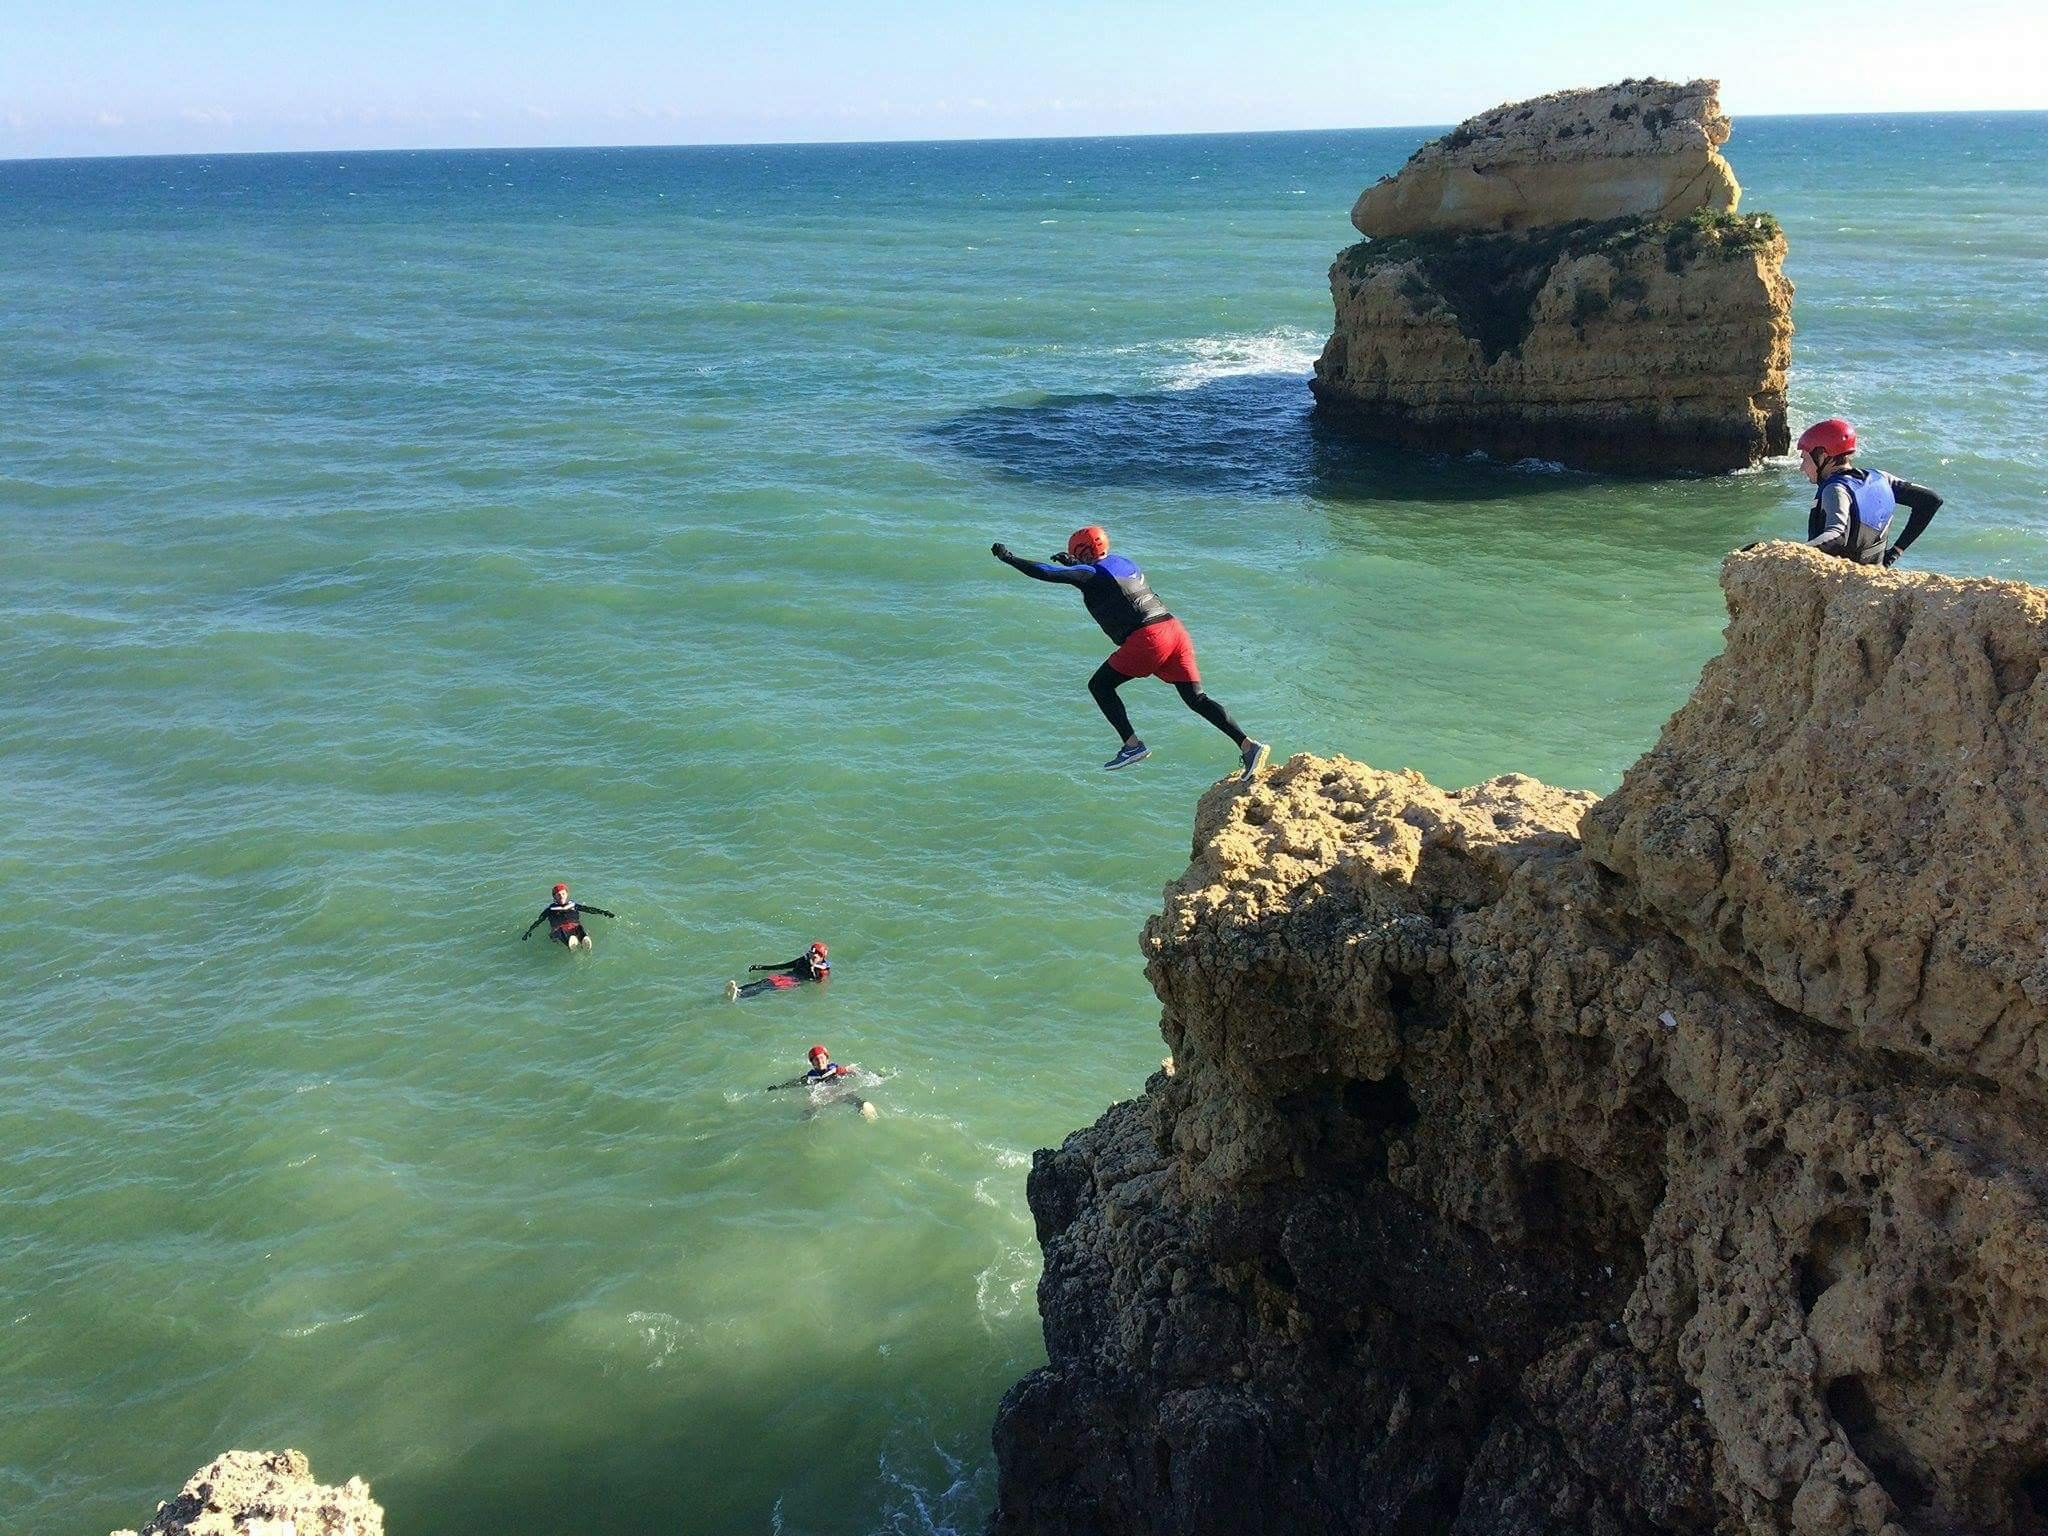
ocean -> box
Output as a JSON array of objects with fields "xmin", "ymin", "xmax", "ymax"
[{"xmin": 2, "ymin": 112, "xmax": 2044, "ymax": 1535}]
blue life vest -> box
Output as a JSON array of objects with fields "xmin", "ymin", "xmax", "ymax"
[{"xmin": 1809, "ymin": 470, "xmax": 1898, "ymax": 565}]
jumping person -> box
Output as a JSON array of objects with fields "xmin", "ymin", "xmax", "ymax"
[
  {"xmin": 990, "ymin": 526, "xmax": 1269, "ymax": 776},
  {"xmin": 725, "ymin": 941, "xmax": 830, "ymax": 1001},
  {"xmin": 521, "ymin": 883, "xmax": 616, "ymax": 950},
  {"xmin": 1798, "ymin": 418, "xmax": 1944, "ymax": 567}
]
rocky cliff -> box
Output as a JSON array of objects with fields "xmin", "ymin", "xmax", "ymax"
[
  {"xmin": 1311, "ymin": 79, "xmax": 1793, "ymax": 473},
  {"xmin": 112, "ymin": 1451, "xmax": 382, "ymax": 1536},
  {"xmin": 990, "ymin": 546, "xmax": 2048, "ymax": 1536}
]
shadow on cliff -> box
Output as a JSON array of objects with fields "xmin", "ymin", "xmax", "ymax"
[{"xmin": 921, "ymin": 371, "xmax": 1588, "ymax": 507}]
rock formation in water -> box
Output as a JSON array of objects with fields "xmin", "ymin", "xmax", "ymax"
[
  {"xmin": 112, "ymin": 1451, "xmax": 382, "ymax": 1536},
  {"xmin": 990, "ymin": 546, "xmax": 2048, "ymax": 1536},
  {"xmin": 1311, "ymin": 79, "xmax": 1793, "ymax": 473}
]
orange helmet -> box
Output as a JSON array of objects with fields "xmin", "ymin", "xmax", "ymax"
[
  {"xmin": 808, "ymin": 1044, "xmax": 830, "ymax": 1063},
  {"xmin": 1067, "ymin": 526, "xmax": 1109, "ymax": 562},
  {"xmin": 552, "ymin": 883, "xmax": 569, "ymax": 901},
  {"xmin": 808, "ymin": 941, "xmax": 828, "ymax": 959}
]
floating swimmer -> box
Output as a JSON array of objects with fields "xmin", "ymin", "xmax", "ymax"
[
  {"xmin": 766, "ymin": 1044, "xmax": 878, "ymax": 1120},
  {"xmin": 1795, "ymin": 418, "xmax": 1944, "ymax": 567},
  {"xmin": 521, "ymin": 883, "xmax": 616, "ymax": 950},
  {"xmin": 725, "ymin": 941, "xmax": 829, "ymax": 1001},
  {"xmin": 991, "ymin": 526, "xmax": 1269, "ymax": 778}
]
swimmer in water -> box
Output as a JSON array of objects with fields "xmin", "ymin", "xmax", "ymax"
[
  {"xmin": 521, "ymin": 883, "xmax": 616, "ymax": 950},
  {"xmin": 725, "ymin": 941, "xmax": 829, "ymax": 1001},
  {"xmin": 767, "ymin": 1044, "xmax": 877, "ymax": 1120}
]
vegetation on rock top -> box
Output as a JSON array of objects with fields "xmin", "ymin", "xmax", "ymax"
[{"xmin": 1338, "ymin": 210, "xmax": 1781, "ymax": 363}]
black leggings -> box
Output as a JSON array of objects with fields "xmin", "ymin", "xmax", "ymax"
[{"xmin": 1088, "ymin": 662, "xmax": 1245, "ymax": 745}]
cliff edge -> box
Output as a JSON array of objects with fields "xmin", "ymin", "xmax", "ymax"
[
  {"xmin": 1311, "ymin": 79, "xmax": 1792, "ymax": 473},
  {"xmin": 990, "ymin": 546, "xmax": 2048, "ymax": 1536}
]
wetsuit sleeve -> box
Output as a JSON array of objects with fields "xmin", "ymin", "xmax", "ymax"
[
  {"xmin": 1888, "ymin": 479, "xmax": 1944, "ymax": 553},
  {"xmin": 579, "ymin": 906, "xmax": 616, "ymax": 919},
  {"xmin": 748, "ymin": 958, "xmax": 807, "ymax": 975},
  {"xmin": 999, "ymin": 550, "xmax": 1093, "ymax": 584},
  {"xmin": 521, "ymin": 912, "xmax": 547, "ymax": 939},
  {"xmin": 1806, "ymin": 481, "xmax": 1854, "ymax": 554}
]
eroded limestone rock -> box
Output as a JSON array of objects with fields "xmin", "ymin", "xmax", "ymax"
[
  {"xmin": 1312, "ymin": 79, "xmax": 1792, "ymax": 473},
  {"xmin": 112, "ymin": 1451, "xmax": 382, "ymax": 1536},
  {"xmin": 991, "ymin": 553, "xmax": 2048, "ymax": 1536},
  {"xmin": 1352, "ymin": 78, "xmax": 1739, "ymax": 239}
]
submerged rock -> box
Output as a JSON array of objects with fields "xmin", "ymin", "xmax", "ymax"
[
  {"xmin": 112, "ymin": 1451, "xmax": 382, "ymax": 1536},
  {"xmin": 990, "ymin": 547, "xmax": 2048, "ymax": 1535},
  {"xmin": 1312, "ymin": 79, "xmax": 1792, "ymax": 473}
]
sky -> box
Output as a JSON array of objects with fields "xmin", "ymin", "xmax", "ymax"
[{"xmin": 5, "ymin": 0, "xmax": 2047, "ymax": 159}]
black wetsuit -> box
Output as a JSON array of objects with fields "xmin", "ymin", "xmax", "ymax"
[
  {"xmin": 1808, "ymin": 469, "xmax": 1944, "ymax": 565},
  {"xmin": 735, "ymin": 952, "xmax": 830, "ymax": 998},
  {"xmin": 771, "ymin": 1061, "xmax": 853, "ymax": 1088},
  {"xmin": 992, "ymin": 544, "xmax": 1248, "ymax": 745},
  {"xmin": 522, "ymin": 901, "xmax": 615, "ymax": 944}
]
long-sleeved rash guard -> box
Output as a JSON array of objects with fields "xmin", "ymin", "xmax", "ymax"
[
  {"xmin": 997, "ymin": 549, "xmax": 1173, "ymax": 644},
  {"xmin": 1808, "ymin": 469, "xmax": 1944, "ymax": 564},
  {"xmin": 749, "ymin": 953, "xmax": 830, "ymax": 982},
  {"xmin": 523, "ymin": 900, "xmax": 615, "ymax": 940}
]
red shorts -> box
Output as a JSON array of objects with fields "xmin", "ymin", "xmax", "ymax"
[{"xmin": 1107, "ymin": 618, "xmax": 1199, "ymax": 683}]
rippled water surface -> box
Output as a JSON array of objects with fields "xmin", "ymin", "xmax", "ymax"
[{"xmin": 3, "ymin": 114, "xmax": 2046, "ymax": 1535}]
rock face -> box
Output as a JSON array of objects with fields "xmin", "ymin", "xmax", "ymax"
[
  {"xmin": 1311, "ymin": 80, "xmax": 1792, "ymax": 473},
  {"xmin": 990, "ymin": 546, "xmax": 2048, "ymax": 1536},
  {"xmin": 113, "ymin": 1451, "xmax": 382, "ymax": 1536},
  {"xmin": 1350, "ymin": 78, "xmax": 1739, "ymax": 239}
]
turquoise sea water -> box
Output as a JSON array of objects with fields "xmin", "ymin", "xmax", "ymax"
[{"xmin": 3, "ymin": 113, "xmax": 2046, "ymax": 1535}]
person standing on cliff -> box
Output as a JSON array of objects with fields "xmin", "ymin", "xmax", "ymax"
[
  {"xmin": 990, "ymin": 525, "xmax": 1269, "ymax": 777},
  {"xmin": 1798, "ymin": 418, "xmax": 1944, "ymax": 567}
]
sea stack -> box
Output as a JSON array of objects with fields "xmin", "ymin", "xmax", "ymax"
[
  {"xmin": 989, "ymin": 548, "xmax": 2048, "ymax": 1535},
  {"xmin": 1310, "ymin": 78, "xmax": 1793, "ymax": 472}
]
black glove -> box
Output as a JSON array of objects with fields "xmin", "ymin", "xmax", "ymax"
[
  {"xmin": 1050, "ymin": 551, "xmax": 1075, "ymax": 566},
  {"xmin": 990, "ymin": 542, "xmax": 1012, "ymax": 561},
  {"xmin": 1882, "ymin": 546, "xmax": 1903, "ymax": 568}
]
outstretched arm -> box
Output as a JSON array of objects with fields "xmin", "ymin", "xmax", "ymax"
[
  {"xmin": 765, "ymin": 1075, "xmax": 809, "ymax": 1091},
  {"xmin": 991, "ymin": 542, "xmax": 1092, "ymax": 584},
  {"xmin": 521, "ymin": 913, "xmax": 547, "ymax": 940},
  {"xmin": 747, "ymin": 957, "xmax": 806, "ymax": 975},
  {"xmin": 579, "ymin": 906, "xmax": 616, "ymax": 919},
  {"xmin": 1886, "ymin": 481, "xmax": 1944, "ymax": 561}
]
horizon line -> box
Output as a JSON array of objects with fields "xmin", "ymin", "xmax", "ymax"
[{"xmin": 5, "ymin": 105, "xmax": 2045, "ymax": 168}]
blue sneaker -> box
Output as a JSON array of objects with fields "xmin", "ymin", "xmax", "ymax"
[
  {"xmin": 1103, "ymin": 741, "xmax": 1150, "ymax": 771},
  {"xmin": 1237, "ymin": 740, "xmax": 1269, "ymax": 781}
]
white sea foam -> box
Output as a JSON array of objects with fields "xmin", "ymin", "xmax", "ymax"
[
  {"xmin": 626, "ymin": 1309, "xmax": 686, "ymax": 1370},
  {"xmin": 974, "ymin": 1244, "xmax": 1038, "ymax": 1325},
  {"xmin": 282, "ymin": 1310, "xmax": 365, "ymax": 1340},
  {"xmin": 1116, "ymin": 326, "xmax": 1325, "ymax": 391}
]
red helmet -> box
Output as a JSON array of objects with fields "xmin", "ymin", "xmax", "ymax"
[
  {"xmin": 1067, "ymin": 525, "xmax": 1110, "ymax": 562},
  {"xmin": 1796, "ymin": 418, "xmax": 1856, "ymax": 459},
  {"xmin": 552, "ymin": 883, "xmax": 568, "ymax": 900},
  {"xmin": 808, "ymin": 1044, "xmax": 830, "ymax": 1062},
  {"xmin": 808, "ymin": 940, "xmax": 828, "ymax": 959}
]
